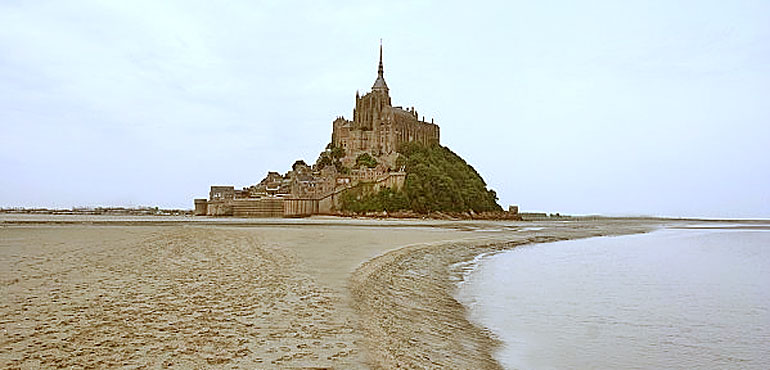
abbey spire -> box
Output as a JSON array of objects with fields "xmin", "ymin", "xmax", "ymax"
[{"xmin": 371, "ymin": 40, "xmax": 389, "ymax": 93}]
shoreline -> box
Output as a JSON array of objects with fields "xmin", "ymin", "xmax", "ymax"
[
  {"xmin": 349, "ymin": 220, "xmax": 663, "ymax": 368},
  {"xmin": 449, "ymin": 225, "xmax": 770, "ymax": 369},
  {"xmin": 1, "ymin": 217, "xmax": 672, "ymax": 368}
]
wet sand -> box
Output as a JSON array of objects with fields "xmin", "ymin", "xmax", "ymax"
[{"xmin": 0, "ymin": 216, "xmax": 667, "ymax": 369}]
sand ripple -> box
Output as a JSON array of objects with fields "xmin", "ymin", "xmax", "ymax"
[{"xmin": 0, "ymin": 226, "xmax": 360, "ymax": 369}]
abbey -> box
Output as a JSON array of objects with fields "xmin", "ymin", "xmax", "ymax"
[
  {"xmin": 195, "ymin": 44, "xmax": 440, "ymax": 217},
  {"xmin": 332, "ymin": 44, "xmax": 440, "ymax": 167}
]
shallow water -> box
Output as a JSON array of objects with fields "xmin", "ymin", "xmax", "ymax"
[{"xmin": 456, "ymin": 228, "xmax": 770, "ymax": 369}]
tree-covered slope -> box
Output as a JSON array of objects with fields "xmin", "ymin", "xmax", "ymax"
[{"xmin": 340, "ymin": 142, "xmax": 502, "ymax": 213}]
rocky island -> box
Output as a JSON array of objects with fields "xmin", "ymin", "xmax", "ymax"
[{"xmin": 195, "ymin": 44, "xmax": 517, "ymax": 220}]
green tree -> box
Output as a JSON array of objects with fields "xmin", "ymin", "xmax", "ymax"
[
  {"xmin": 355, "ymin": 153, "xmax": 378, "ymax": 168},
  {"xmin": 331, "ymin": 145, "xmax": 345, "ymax": 159},
  {"xmin": 340, "ymin": 142, "xmax": 502, "ymax": 213}
]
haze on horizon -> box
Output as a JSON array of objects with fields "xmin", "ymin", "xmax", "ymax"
[{"xmin": 1, "ymin": 1, "xmax": 768, "ymax": 218}]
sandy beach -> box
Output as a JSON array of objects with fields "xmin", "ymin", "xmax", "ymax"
[{"xmin": 1, "ymin": 216, "xmax": 666, "ymax": 369}]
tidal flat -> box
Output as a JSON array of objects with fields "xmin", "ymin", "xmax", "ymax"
[{"xmin": 2, "ymin": 215, "xmax": 674, "ymax": 368}]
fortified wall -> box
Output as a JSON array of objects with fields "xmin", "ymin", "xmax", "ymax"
[{"xmin": 195, "ymin": 172, "xmax": 406, "ymax": 217}]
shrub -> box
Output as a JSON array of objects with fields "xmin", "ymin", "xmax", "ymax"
[
  {"xmin": 340, "ymin": 142, "xmax": 501, "ymax": 213},
  {"xmin": 355, "ymin": 153, "xmax": 378, "ymax": 168}
]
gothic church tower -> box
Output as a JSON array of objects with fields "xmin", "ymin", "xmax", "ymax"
[{"xmin": 332, "ymin": 42, "xmax": 440, "ymax": 166}]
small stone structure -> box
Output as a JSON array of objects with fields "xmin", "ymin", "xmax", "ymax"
[
  {"xmin": 209, "ymin": 186, "xmax": 235, "ymax": 201},
  {"xmin": 196, "ymin": 43, "xmax": 431, "ymax": 217},
  {"xmin": 194, "ymin": 199, "xmax": 208, "ymax": 215}
]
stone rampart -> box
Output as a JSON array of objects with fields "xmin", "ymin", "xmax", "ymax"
[
  {"xmin": 206, "ymin": 200, "xmax": 233, "ymax": 216},
  {"xmin": 199, "ymin": 172, "xmax": 407, "ymax": 217},
  {"xmin": 232, "ymin": 198, "xmax": 283, "ymax": 218},
  {"xmin": 283, "ymin": 199, "xmax": 319, "ymax": 218}
]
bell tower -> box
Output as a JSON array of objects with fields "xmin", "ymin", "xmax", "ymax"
[
  {"xmin": 354, "ymin": 41, "xmax": 392, "ymax": 130},
  {"xmin": 371, "ymin": 40, "xmax": 389, "ymax": 96}
]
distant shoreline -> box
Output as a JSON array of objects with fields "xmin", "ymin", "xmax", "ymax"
[
  {"xmin": 0, "ymin": 206, "xmax": 193, "ymax": 217},
  {"xmin": 2, "ymin": 211, "xmax": 767, "ymax": 225}
]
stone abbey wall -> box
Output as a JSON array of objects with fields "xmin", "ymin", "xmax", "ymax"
[
  {"xmin": 332, "ymin": 104, "xmax": 439, "ymax": 159},
  {"xmin": 331, "ymin": 44, "xmax": 439, "ymax": 163}
]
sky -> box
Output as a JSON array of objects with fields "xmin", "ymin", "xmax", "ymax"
[{"xmin": 1, "ymin": 0, "xmax": 768, "ymax": 218}]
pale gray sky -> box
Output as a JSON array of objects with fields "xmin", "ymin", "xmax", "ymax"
[{"xmin": 1, "ymin": 1, "xmax": 768, "ymax": 218}]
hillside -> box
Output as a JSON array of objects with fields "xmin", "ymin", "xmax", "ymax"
[{"xmin": 340, "ymin": 142, "xmax": 502, "ymax": 214}]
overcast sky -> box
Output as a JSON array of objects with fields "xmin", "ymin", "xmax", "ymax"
[{"xmin": 1, "ymin": 1, "xmax": 768, "ymax": 218}]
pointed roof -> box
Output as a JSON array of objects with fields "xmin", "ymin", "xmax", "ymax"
[{"xmin": 371, "ymin": 40, "xmax": 389, "ymax": 92}]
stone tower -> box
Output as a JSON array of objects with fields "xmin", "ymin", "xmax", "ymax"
[
  {"xmin": 332, "ymin": 43, "xmax": 440, "ymax": 166},
  {"xmin": 353, "ymin": 42, "xmax": 392, "ymax": 131}
]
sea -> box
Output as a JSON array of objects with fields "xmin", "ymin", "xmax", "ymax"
[{"xmin": 455, "ymin": 226, "xmax": 770, "ymax": 369}]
